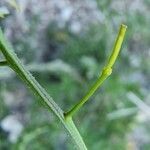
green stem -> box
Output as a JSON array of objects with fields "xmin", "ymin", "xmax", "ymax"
[
  {"xmin": 0, "ymin": 60, "xmax": 8, "ymax": 66},
  {"xmin": 64, "ymin": 24, "xmax": 127, "ymax": 120},
  {"xmin": 0, "ymin": 28, "xmax": 87, "ymax": 150}
]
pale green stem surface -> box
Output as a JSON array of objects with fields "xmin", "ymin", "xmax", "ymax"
[{"xmin": 64, "ymin": 24, "xmax": 127, "ymax": 120}]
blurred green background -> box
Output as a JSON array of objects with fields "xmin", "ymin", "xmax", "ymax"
[{"xmin": 0, "ymin": 0, "xmax": 150, "ymax": 149}]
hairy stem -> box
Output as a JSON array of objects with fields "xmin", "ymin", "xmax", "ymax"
[{"xmin": 64, "ymin": 24, "xmax": 127, "ymax": 119}]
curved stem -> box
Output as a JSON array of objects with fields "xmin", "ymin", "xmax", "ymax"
[{"xmin": 64, "ymin": 24, "xmax": 127, "ymax": 120}]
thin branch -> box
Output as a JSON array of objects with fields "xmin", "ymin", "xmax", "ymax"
[
  {"xmin": 0, "ymin": 60, "xmax": 8, "ymax": 66},
  {"xmin": 64, "ymin": 24, "xmax": 127, "ymax": 120}
]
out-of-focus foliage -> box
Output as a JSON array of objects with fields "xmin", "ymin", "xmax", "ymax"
[
  {"xmin": 0, "ymin": 0, "xmax": 19, "ymax": 18},
  {"xmin": 0, "ymin": 0, "xmax": 150, "ymax": 149},
  {"xmin": 0, "ymin": 7, "xmax": 9, "ymax": 18}
]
